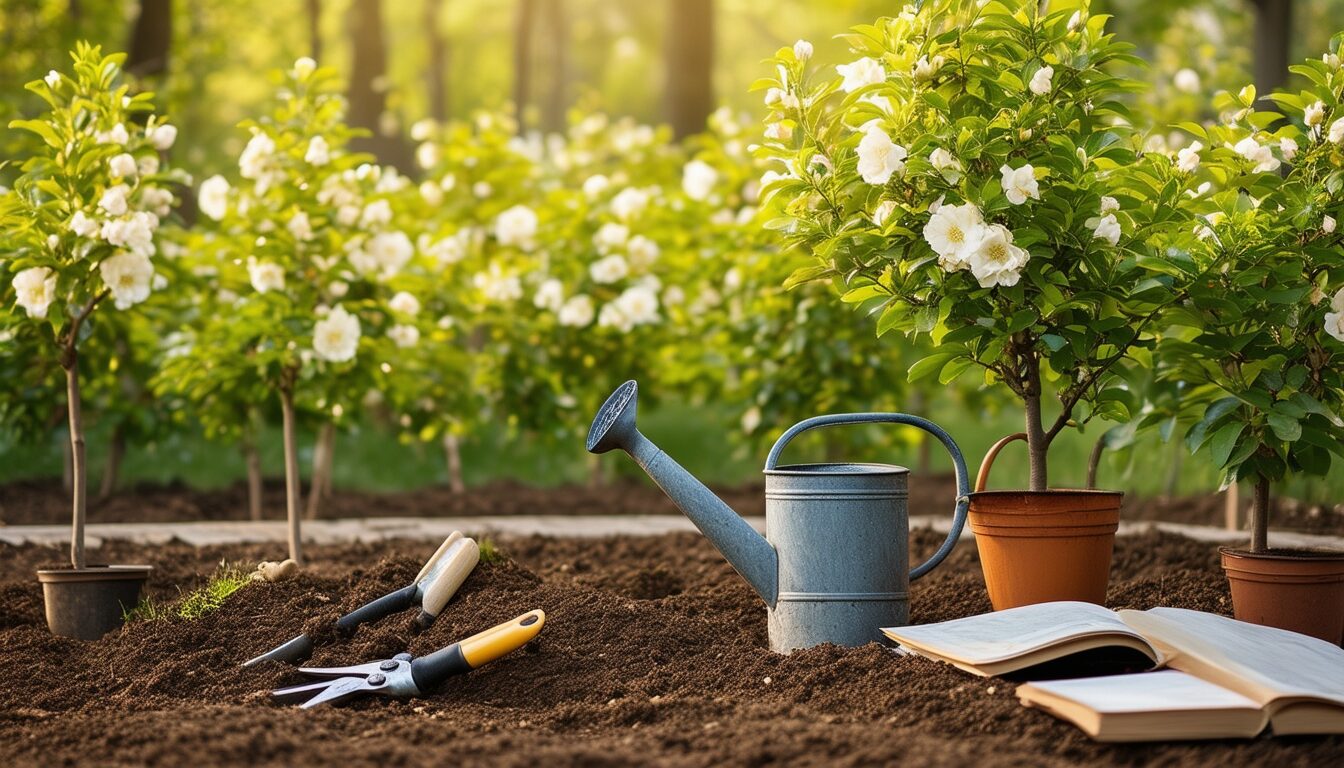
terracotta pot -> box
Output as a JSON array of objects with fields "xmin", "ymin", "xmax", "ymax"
[
  {"xmin": 968, "ymin": 433, "xmax": 1121, "ymax": 610},
  {"xmin": 1220, "ymin": 547, "xmax": 1344, "ymax": 645}
]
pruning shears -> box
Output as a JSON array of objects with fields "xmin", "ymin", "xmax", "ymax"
[{"xmin": 271, "ymin": 609, "xmax": 545, "ymax": 708}]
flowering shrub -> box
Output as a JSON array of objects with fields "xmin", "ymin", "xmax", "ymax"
[
  {"xmin": 756, "ymin": 3, "xmax": 1199, "ymax": 490},
  {"xmin": 0, "ymin": 44, "xmax": 182, "ymax": 567}
]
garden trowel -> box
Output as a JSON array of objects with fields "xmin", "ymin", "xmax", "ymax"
[{"xmin": 243, "ymin": 531, "xmax": 479, "ymax": 667}]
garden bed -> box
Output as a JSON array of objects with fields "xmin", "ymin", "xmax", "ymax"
[{"xmin": 1, "ymin": 528, "xmax": 1340, "ymax": 767}]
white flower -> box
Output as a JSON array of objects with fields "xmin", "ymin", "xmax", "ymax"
[
  {"xmin": 361, "ymin": 199, "xmax": 393, "ymax": 227},
  {"xmin": 873, "ymin": 200, "xmax": 897, "ymax": 227},
  {"xmin": 558, "ymin": 294, "xmax": 594, "ymax": 326},
  {"xmin": 69, "ymin": 210, "xmax": 99, "ymax": 238},
  {"xmin": 583, "ymin": 175, "xmax": 610, "ymax": 198},
  {"xmin": 912, "ymin": 55, "xmax": 943, "ymax": 83},
  {"xmin": 147, "ymin": 123, "xmax": 177, "ymax": 151},
  {"xmin": 1325, "ymin": 215, "xmax": 1337, "ymax": 234},
  {"xmin": 929, "ymin": 147, "xmax": 961, "ymax": 179},
  {"xmin": 473, "ymin": 181, "xmax": 492, "ymax": 198},
  {"xmin": 329, "ymin": 281, "xmax": 349, "ymax": 298},
  {"xmin": 305, "ymin": 136, "xmax": 330, "ymax": 166},
  {"xmin": 1100, "ymin": 196, "xmax": 1120, "ymax": 214},
  {"xmin": 611, "ymin": 187, "xmax": 650, "ymax": 219},
  {"xmin": 410, "ymin": 119, "xmax": 437, "ymax": 141},
  {"xmin": 293, "ymin": 57, "xmax": 317, "ymax": 79},
  {"xmin": 389, "ymin": 291, "xmax": 421, "ymax": 316},
  {"xmin": 1233, "ymin": 136, "xmax": 1280, "ymax": 173},
  {"xmin": 99, "ymin": 184, "xmax": 131, "ymax": 216},
  {"xmin": 968, "ymin": 224, "xmax": 1030, "ymax": 288},
  {"xmin": 239, "ymin": 131, "xmax": 276, "ymax": 179},
  {"xmin": 1028, "ymin": 65, "xmax": 1054, "ymax": 96},
  {"xmin": 1326, "ymin": 311, "xmax": 1344, "ymax": 343},
  {"xmin": 44, "ymin": 70, "xmax": 60, "ymax": 88},
  {"xmin": 388, "ymin": 324, "xmax": 420, "ymax": 348},
  {"xmin": 494, "ymin": 204, "xmax": 538, "ymax": 248},
  {"xmin": 923, "ymin": 203, "xmax": 986, "ymax": 271},
  {"xmin": 366, "ymin": 231, "xmax": 414, "ymax": 275},
  {"xmin": 313, "ymin": 306, "xmax": 361, "ymax": 362},
  {"xmin": 99, "ymin": 212, "xmax": 157, "ymax": 256},
  {"xmin": 764, "ymin": 122, "xmax": 793, "ymax": 141},
  {"xmin": 682, "ymin": 160, "xmax": 718, "ymax": 201},
  {"xmin": 741, "ymin": 407, "xmax": 762, "ymax": 434},
  {"xmin": 662, "ymin": 286, "xmax": 685, "ymax": 306},
  {"xmin": 248, "ymin": 260, "xmax": 286, "ymax": 293},
  {"xmin": 534, "ymin": 278, "xmax": 565, "ymax": 312},
  {"xmin": 1280, "ymin": 137, "xmax": 1299, "ymax": 162},
  {"xmin": 1092, "ymin": 213, "xmax": 1121, "ymax": 246},
  {"xmin": 999, "ymin": 164, "xmax": 1040, "ymax": 205},
  {"xmin": 472, "ymin": 265, "xmax": 523, "ymax": 303},
  {"xmin": 593, "ymin": 222, "xmax": 629, "ymax": 253},
  {"xmin": 1330, "ymin": 118, "xmax": 1344, "ymax": 144},
  {"xmin": 1176, "ymin": 141, "xmax": 1202, "ymax": 173},
  {"xmin": 99, "ymin": 251, "xmax": 154, "ymax": 309},
  {"xmin": 793, "ymin": 39, "xmax": 813, "ymax": 60},
  {"xmin": 419, "ymin": 180, "xmax": 444, "ymax": 206},
  {"xmin": 589, "ymin": 254, "xmax": 629, "ymax": 284},
  {"xmin": 1306, "ymin": 101, "xmax": 1326, "ymax": 127},
  {"xmin": 109, "ymin": 153, "xmax": 138, "ymax": 179},
  {"xmin": 1173, "ymin": 68, "xmax": 1201, "ymax": 94},
  {"xmin": 855, "ymin": 127, "xmax": 907, "ymax": 185},
  {"xmin": 198, "ymin": 175, "xmax": 230, "ymax": 221},
  {"xmin": 1327, "ymin": 53, "xmax": 1342, "ymax": 70},
  {"xmin": 99, "ymin": 123, "xmax": 129, "ymax": 146},
  {"xmin": 597, "ymin": 302, "xmax": 630, "ymax": 332},
  {"xmin": 141, "ymin": 186, "xmax": 173, "ymax": 217},
  {"xmin": 627, "ymin": 235, "xmax": 660, "ymax": 268},
  {"xmin": 614, "ymin": 285, "xmax": 660, "ymax": 326},
  {"xmin": 12, "ymin": 266, "xmax": 57, "ymax": 319},
  {"xmin": 416, "ymin": 142, "xmax": 440, "ymax": 170},
  {"xmin": 1331, "ymin": 287, "xmax": 1344, "ymax": 313},
  {"xmin": 288, "ymin": 211, "xmax": 314, "ymax": 241},
  {"xmin": 1067, "ymin": 10, "xmax": 1084, "ymax": 32},
  {"xmin": 836, "ymin": 57, "xmax": 885, "ymax": 93}
]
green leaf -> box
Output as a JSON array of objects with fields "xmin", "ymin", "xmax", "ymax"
[
  {"xmin": 907, "ymin": 352, "xmax": 958, "ymax": 382},
  {"xmin": 1209, "ymin": 422, "xmax": 1244, "ymax": 468},
  {"xmin": 784, "ymin": 264, "xmax": 830, "ymax": 290},
  {"xmin": 1267, "ymin": 412, "xmax": 1302, "ymax": 442}
]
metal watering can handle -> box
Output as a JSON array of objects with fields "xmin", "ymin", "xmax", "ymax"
[{"xmin": 764, "ymin": 412, "xmax": 971, "ymax": 581}]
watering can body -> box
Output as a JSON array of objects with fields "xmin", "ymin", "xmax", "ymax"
[{"xmin": 587, "ymin": 381, "xmax": 971, "ymax": 654}]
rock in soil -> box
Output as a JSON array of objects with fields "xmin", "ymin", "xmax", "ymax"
[{"xmin": 0, "ymin": 529, "xmax": 1339, "ymax": 767}]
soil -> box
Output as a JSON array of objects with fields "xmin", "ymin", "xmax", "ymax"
[
  {"xmin": 2, "ymin": 528, "xmax": 1340, "ymax": 767},
  {"xmin": 5, "ymin": 474, "xmax": 1342, "ymax": 534}
]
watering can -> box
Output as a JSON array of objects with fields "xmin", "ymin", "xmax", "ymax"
[{"xmin": 586, "ymin": 381, "xmax": 970, "ymax": 653}]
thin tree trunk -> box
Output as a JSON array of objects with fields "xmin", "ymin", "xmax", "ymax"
[
  {"xmin": 665, "ymin": 0, "xmax": 715, "ymax": 139},
  {"xmin": 346, "ymin": 0, "xmax": 407, "ymax": 167},
  {"xmin": 512, "ymin": 0, "xmax": 536, "ymax": 128},
  {"xmin": 443, "ymin": 432, "xmax": 465, "ymax": 494},
  {"xmin": 425, "ymin": 0, "xmax": 448, "ymax": 122},
  {"xmin": 540, "ymin": 0, "xmax": 568, "ymax": 134},
  {"xmin": 1022, "ymin": 354, "xmax": 1049, "ymax": 491},
  {"xmin": 1085, "ymin": 434, "xmax": 1105, "ymax": 490},
  {"xmin": 305, "ymin": 422, "xmax": 335, "ymax": 520},
  {"xmin": 280, "ymin": 385, "xmax": 303, "ymax": 565},
  {"xmin": 243, "ymin": 439, "xmax": 263, "ymax": 521},
  {"xmin": 62, "ymin": 431, "xmax": 74, "ymax": 494},
  {"xmin": 307, "ymin": 0, "xmax": 323, "ymax": 60},
  {"xmin": 1251, "ymin": 0, "xmax": 1292, "ymax": 105},
  {"xmin": 125, "ymin": 0, "xmax": 172, "ymax": 78},
  {"xmin": 1162, "ymin": 440, "xmax": 1183, "ymax": 499},
  {"xmin": 1250, "ymin": 475, "xmax": 1270, "ymax": 554},
  {"xmin": 65, "ymin": 356, "xmax": 86, "ymax": 570},
  {"xmin": 98, "ymin": 423, "xmax": 125, "ymax": 501}
]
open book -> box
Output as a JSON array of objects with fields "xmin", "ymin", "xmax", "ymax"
[{"xmin": 882, "ymin": 602, "xmax": 1344, "ymax": 741}]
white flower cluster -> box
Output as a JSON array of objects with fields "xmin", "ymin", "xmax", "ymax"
[
  {"xmin": 1325, "ymin": 288, "xmax": 1344, "ymax": 344},
  {"xmin": 923, "ymin": 203, "xmax": 1030, "ymax": 288}
]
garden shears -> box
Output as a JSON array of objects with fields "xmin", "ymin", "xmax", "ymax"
[
  {"xmin": 244, "ymin": 531, "xmax": 480, "ymax": 667},
  {"xmin": 270, "ymin": 609, "xmax": 545, "ymax": 708}
]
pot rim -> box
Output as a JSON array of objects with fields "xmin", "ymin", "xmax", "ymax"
[
  {"xmin": 1218, "ymin": 546, "xmax": 1344, "ymax": 562},
  {"xmin": 37, "ymin": 565, "xmax": 153, "ymax": 583},
  {"xmin": 969, "ymin": 488, "xmax": 1124, "ymax": 499}
]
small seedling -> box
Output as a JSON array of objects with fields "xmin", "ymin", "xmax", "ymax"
[
  {"xmin": 478, "ymin": 538, "xmax": 505, "ymax": 565},
  {"xmin": 125, "ymin": 561, "xmax": 252, "ymax": 623}
]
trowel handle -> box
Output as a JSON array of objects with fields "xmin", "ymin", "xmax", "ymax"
[
  {"xmin": 414, "ymin": 531, "xmax": 464, "ymax": 584},
  {"xmin": 416, "ymin": 536, "xmax": 480, "ymax": 627},
  {"xmin": 765, "ymin": 412, "xmax": 971, "ymax": 581}
]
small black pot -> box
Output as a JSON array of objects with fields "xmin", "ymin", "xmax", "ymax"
[{"xmin": 36, "ymin": 565, "xmax": 152, "ymax": 640}]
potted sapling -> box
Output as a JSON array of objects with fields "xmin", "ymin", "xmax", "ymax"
[
  {"xmin": 1160, "ymin": 59, "xmax": 1344, "ymax": 644},
  {"xmin": 0, "ymin": 45, "xmax": 182, "ymax": 639},
  {"xmin": 756, "ymin": 3, "xmax": 1199, "ymax": 608}
]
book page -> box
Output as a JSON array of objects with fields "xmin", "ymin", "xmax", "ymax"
[
  {"xmin": 1118, "ymin": 607, "xmax": 1344, "ymax": 708},
  {"xmin": 1018, "ymin": 670, "xmax": 1262, "ymax": 714},
  {"xmin": 884, "ymin": 601, "xmax": 1158, "ymax": 665}
]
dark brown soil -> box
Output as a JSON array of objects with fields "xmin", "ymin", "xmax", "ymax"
[
  {"xmin": 1, "ymin": 528, "xmax": 1339, "ymax": 767},
  {"xmin": 5, "ymin": 474, "xmax": 1341, "ymax": 535}
]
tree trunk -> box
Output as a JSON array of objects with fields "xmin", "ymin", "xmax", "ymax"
[
  {"xmin": 307, "ymin": 0, "xmax": 323, "ymax": 60},
  {"xmin": 62, "ymin": 431, "xmax": 74, "ymax": 494},
  {"xmin": 98, "ymin": 423, "xmax": 125, "ymax": 501},
  {"xmin": 346, "ymin": 0, "xmax": 408, "ymax": 168},
  {"xmin": 665, "ymin": 0, "xmax": 715, "ymax": 139},
  {"xmin": 1250, "ymin": 474, "xmax": 1270, "ymax": 554},
  {"xmin": 1251, "ymin": 0, "xmax": 1292, "ymax": 105},
  {"xmin": 540, "ymin": 0, "xmax": 569, "ymax": 134},
  {"xmin": 512, "ymin": 0, "xmax": 536, "ymax": 128},
  {"xmin": 1162, "ymin": 440, "xmax": 1184, "ymax": 499},
  {"xmin": 280, "ymin": 385, "xmax": 303, "ymax": 565},
  {"xmin": 1224, "ymin": 482, "xmax": 1242, "ymax": 532},
  {"xmin": 243, "ymin": 437, "xmax": 263, "ymax": 521},
  {"xmin": 1022, "ymin": 354, "xmax": 1049, "ymax": 491},
  {"xmin": 65, "ymin": 355, "xmax": 87, "ymax": 570},
  {"xmin": 305, "ymin": 422, "xmax": 336, "ymax": 520},
  {"xmin": 1085, "ymin": 434, "xmax": 1105, "ymax": 490},
  {"xmin": 125, "ymin": 0, "xmax": 172, "ymax": 78},
  {"xmin": 425, "ymin": 0, "xmax": 449, "ymax": 122},
  {"xmin": 443, "ymin": 432, "xmax": 465, "ymax": 494}
]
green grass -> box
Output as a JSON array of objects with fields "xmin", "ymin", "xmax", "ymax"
[
  {"xmin": 477, "ymin": 538, "xmax": 505, "ymax": 565},
  {"xmin": 125, "ymin": 561, "xmax": 252, "ymax": 622}
]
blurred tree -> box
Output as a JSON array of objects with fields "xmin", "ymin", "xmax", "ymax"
[
  {"xmin": 425, "ymin": 0, "xmax": 449, "ymax": 121},
  {"xmin": 125, "ymin": 0, "xmax": 172, "ymax": 78},
  {"xmin": 308, "ymin": 0, "xmax": 323, "ymax": 60},
  {"xmin": 541, "ymin": 0, "xmax": 569, "ymax": 133},
  {"xmin": 665, "ymin": 0, "xmax": 714, "ymax": 138},
  {"xmin": 346, "ymin": 0, "xmax": 409, "ymax": 168},
  {"xmin": 1251, "ymin": 0, "xmax": 1292, "ymax": 97},
  {"xmin": 513, "ymin": 0, "xmax": 535, "ymax": 127}
]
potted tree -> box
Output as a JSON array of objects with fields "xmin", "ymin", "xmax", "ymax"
[
  {"xmin": 1, "ymin": 45, "xmax": 182, "ymax": 639},
  {"xmin": 1160, "ymin": 57, "xmax": 1344, "ymax": 644},
  {"xmin": 754, "ymin": 3, "xmax": 1200, "ymax": 608}
]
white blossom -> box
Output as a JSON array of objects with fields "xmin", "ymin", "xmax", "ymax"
[
  {"xmin": 534, "ymin": 278, "xmax": 565, "ymax": 312},
  {"xmin": 99, "ymin": 184, "xmax": 131, "ymax": 216},
  {"xmin": 1330, "ymin": 118, "xmax": 1344, "ymax": 144},
  {"xmin": 611, "ymin": 187, "xmax": 650, "ymax": 219},
  {"xmin": 109, "ymin": 153, "xmax": 138, "ymax": 179},
  {"xmin": 923, "ymin": 202, "xmax": 986, "ymax": 271},
  {"xmin": 1092, "ymin": 213, "xmax": 1121, "ymax": 246},
  {"xmin": 1306, "ymin": 101, "xmax": 1326, "ymax": 127},
  {"xmin": 856, "ymin": 127, "xmax": 907, "ymax": 185},
  {"xmin": 1176, "ymin": 141, "xmax": 1202, "ymax": 173},
  {"xmin": 313, "ymin": 305, "xmax": 361, "ymax": 362},
  {"xmin": 1280, "ymin": 137, "xmax": 1299, "ymax": 162},
  {"xmin": 682, "ymin": 160, "xmax": 719, "ymax": 201},
  {"xmin": 999, "ymin": 164, "xmax": 1040, "ymax": 205},
  {"xmin": 912, "ymin": 55, "xmax": 943, "ymax": 83},
  {"xmin": 366, "ymin": 231, "xmax": 414, "ymax": 275},
  {"xmin": 1325, "ymin": 215, "xmax": 1337, "ymax": 234},
  {"xmin": 627, "ymin": 235, "xmax": 660, "ymax": 268},
  {"xmin": 593, "ymin": 222, "xmax": 630, "ymax": 253},
  {"xmin": 1173, "ymin": 68, "xmax": 1201, "ymax": 94},
  {"xmin": 1233, "ymin": 136, "xmax": 1280, "ymax": 173},
  {"xmin": 494, "ymin": 204, "xmax": 538, "ymax": 249},
  {"xmin": 793, "ymin": 39, "xmax": 813, "ymax": 61},
  {"xmin": 329, "ymin": 280, "xmax": 349, "ymax": 298},
  {"xmin": 293, "ymin": 57, "xmax": 317, "ymax": 79},
  {"xmin": 12, "ymin": 266, "xmax": 57, "ymax": 319},
  {"xmin": 836, "ymin": 57, "xmax": 885, "ymax": 93},
  {"xmin": 305, "ymin": 136, "xmax": 330, "ymax": 166},
  {"xmin": 44, "ymin": 70, "xmax": 61, "ymax": 89},
  {"xmin": 416, "ymin": 142, "xmax": 440, "ymax": 170},
  {"xmin": 69, "ymin": 210, "xmax": 99, "ymax": 238},
  {"xmin": 198, "ymin": 175, "xmax": 230, "ymax": 220},
  {"xmin": 1326, "ymin": 308, "xmax": 1344, "ymax": 343},
  {"xmin": 99, "ymin": 251, "xmax": 155, "ymax": 309},
  {"xmin": 389, "ymin": 291, "xmax": 421, "ymax": 316},
  {"xmin": 873, "ymin": 199, "xmax": 897, "ymax": 227},
  {"xmin": 239, "ymin": 131, "xmax": 276, "ymax": 179},
  {"xmin": 147, "ymin": 123, "xmax": 177, "ymax": 151},
  {"xmin": 589, "ymin": 254, "xmax": 629, "ymax": 284},
  {"xmin": 1100, "ymin": 196, "xmax": 1120, "ymax": 214},
  {"xmin": 1028, "ymin": 65, "xmax": 1054, "ymax": 96},
  {"xmin": 420, "ymin": 180, "xmax": 444, "ymax": 207},
  {"xmin": 248, "ymin": 260, "xmax": 286, "ymax": 293},
  {"xmin": 764, "ymin": 122, "xmax": 793, "ymax": 141},
  {"xmin": 968, "ymin": 224, "xmax": 1029, "ymax": 288},
  {"xmin": 388, "ymin": 324, "xmax": 420, "ymax": 348},
  {"xmin": 98, "ymin": 123, "xmax": 130, "ymax": 146},
  {"xmin": 288, "ymin": 211, "xmax": 314, "ymax": 241},
  {"xmin": 99, "ymin": 212, "xmax": 156, "ymax": 256},
  {"xmin": 1067, "ymin": 10, "xmax": 1084, "ymax": 32},
  {"xmin": 558, "ymin": 294, "xmax": 594, "ymax": 326},
  {"xmin": 473, "ymin": 264, "xmax": 523, "ymax": 303},
  {"xmin": 583, "ymin": 175, "xmax": 610, "ymax": 199},
  {"xmin": 361, "ymin": 199, "xmax": 393, "ymax": 227},
  {"xmin": 614, "ymin": 285, "xmax": 660, "ymax": 326}
]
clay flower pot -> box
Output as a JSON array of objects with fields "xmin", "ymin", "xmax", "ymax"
[
  {"xmin": 968, "ymin": 434, "xmax": 1121, "ymax": 610},
  {"xmin": 37, "ymin": 565, "xmax": 152, "ymax": 640},
  {"xmin": 1220, "ymin": 548, "xmax": 1344, "ymax": 645}
]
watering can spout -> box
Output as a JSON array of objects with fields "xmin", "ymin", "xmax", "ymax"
[{"xmin": 587, "ymin": 381, "xmax": 779, "ymax": 605}]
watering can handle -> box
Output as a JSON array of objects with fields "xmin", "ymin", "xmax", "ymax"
[{"xmin": 764, "ymin": 412, "xmax": 971, "ymax": 582}]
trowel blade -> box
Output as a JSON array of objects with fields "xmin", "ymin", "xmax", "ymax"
[{"xmin": 242, "ymin": 633, "xmax": 315, "ymax": 667}]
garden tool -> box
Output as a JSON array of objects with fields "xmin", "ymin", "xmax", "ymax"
[
  {"xmin": 586, "ymin": 380, "xmax": 970, "ymax": 654},
  {"xmin": 243, "ymin": 531, "xmax": 480, "ymax": 667},
  {"xmin": 271, "ymin": 609, "xmax": 545, "ymax": 708}
]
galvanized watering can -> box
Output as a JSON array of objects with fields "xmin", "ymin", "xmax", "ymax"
[{"xmin": 586, "ymin": 381, "xmax": 970, "ymax": 653}]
